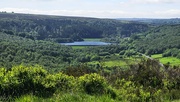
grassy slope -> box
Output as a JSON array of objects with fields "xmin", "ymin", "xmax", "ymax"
[
  {"xmin": 152, "ymin": 54, "xmax": 180, "ymax": 66},
  {"xmin": 88, "ymin": 56, "xmax": 141, "ymax": 68}
]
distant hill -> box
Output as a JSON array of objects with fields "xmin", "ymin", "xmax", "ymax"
[
  {"xmin": 117, "ymin": 18, "xmax": 180, "ymax": 25},
  {"xmin": 132, "ymin": 24, "xmax": 180, "ymax": 55},
  {"xmin": 0, "ymin": 13, "xmax": 149, "ymax": 42}
]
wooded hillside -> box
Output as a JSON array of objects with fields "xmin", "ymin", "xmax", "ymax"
[{"xmin": 0, "ymin": 13, "xmax": 149, "ymax": 42}]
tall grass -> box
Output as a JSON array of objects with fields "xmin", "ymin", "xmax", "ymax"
[{"xmin": 15, "ymin": 93, "xmax": 116, "ymax": 102}]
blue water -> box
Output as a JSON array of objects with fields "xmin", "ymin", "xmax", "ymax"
[{"xmin": 61, "ymin": 41, "xmax": 111, "ymax": 46}]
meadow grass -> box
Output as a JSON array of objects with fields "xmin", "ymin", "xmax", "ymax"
[
  {"xmin": 152, "ymin": 54, "xmax": 180, "ymax": 66},
  {"xmin": 159, "ymin": 57, "xmax": 180, "ymax": 66},
  {"xmin": 15, "ymin": 92, "xmax": 116, "ymax": 102},
  {"xmin": 84, "ymin": 38, "xmax": 101, "ymax": 41},
  {"xmin": 151, "ymin": 54, "xmax": 163, "ymax": 59},
  {"xmin": 71, "ymin": 46, "xmax": 87, "ymax": 49},
  {"xmin": 103, "ymin": 60, "xmax": 127, "ymax": 67},
  {"xmin": 88, "ymin": 57, "xmax": 140, "ymax": 68}
]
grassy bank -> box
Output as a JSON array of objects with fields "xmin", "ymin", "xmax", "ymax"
[{"xmin": 152, "ymin": 54, "xmax": 180, "ymax": 66}]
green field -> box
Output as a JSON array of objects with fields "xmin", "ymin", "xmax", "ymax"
[
  {"xmin": 83, "ymin": 38, "xmax": 101, "ymax": 41},
  {"xmin": 71, "ymin": 46, "xmax": 87, "ymax": 49},
  {"xmin": 104, "ymin": 60, "xmax": 128, "ymax": 67},
  {"xmin": 88, "ymin": 57, "xmax": 140, "ymax": 68},
  {"xmin": 151, "ymin": 54, "xmax": 162, "ymax": 59},
  {"xmin": 152, "ymin": 54, "xmax": 180, "ymax": 66},
  {"xmin": 88, "ymin": 60, "xmax": 128, "ymax": 67}
]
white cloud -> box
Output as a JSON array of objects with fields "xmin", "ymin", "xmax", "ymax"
[
  {"xmin": 0, "ymin": 8, "xmax": 126, "ymax": 18},
  {"xmin": 130, "ymin": 0, "xmax": 180, "ymax": 4},
  {"xmin": 0, "ymin": 7, "xmax": 180, "ymax": 18},
  {"xmin": 155, "ymin": 9, "xmax": 180, "ymax": 18}
]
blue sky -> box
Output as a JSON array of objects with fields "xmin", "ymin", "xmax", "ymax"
[{"xmin": 0, "ymin": 0, "xmax": 180, "ymax": 18}]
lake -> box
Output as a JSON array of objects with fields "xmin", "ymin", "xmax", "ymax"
[{"xmin": 61, "ymin": 41, "xmax": 111, "ymax": 46}]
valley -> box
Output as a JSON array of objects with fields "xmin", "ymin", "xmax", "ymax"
[{"xmin": 0, "ymin": 13, "xmax": 180, "ymax": 102}]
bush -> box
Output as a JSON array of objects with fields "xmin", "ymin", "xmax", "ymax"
[
  {"xmin": 41, "ymin": 72, "xmax": 76, "ymax": 95},
  {"xmin": 0, "ymin": 65, "xmax": 49, "ymax": 96},
  {"xmin": 115, "ymin": 79, "xmax": 151, "ymax": 102},
  {"xmin": 79, "ymin": 73, "xmax": 108, "ymax": 95},
  {"xmin": 54, "ymin": 72, "xmax": 75, "ymax": 91},
  {"xmin": 0, "ymin": 65, "xmax": 78, "ymax": 97}
]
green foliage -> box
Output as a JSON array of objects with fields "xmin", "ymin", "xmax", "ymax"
[
  {"xmin": 79, "ymin": 73, "xmax": 108, "ymax": 95},
  {"xmin": 0, "ymin": 65, "xmax": 49, "ymax": 96},
  {"xmin": 106, "ymin": 58, "xmax": 180, "ymax": 101},
  {"xmin": 54, "ymin": 72, "xmax": 75, "ymax": 91},
  {"xmin": 132, "ymin": 59, "xmax": 165, "ymax": 88},
  {"xmin": 115, "ymin": 79, "xmax": 151, "ymax": 102},
  {"xmin": 0, "ymin": 32, "xmax": 73, "ymax": 70},
  {"xmin": 0, "ymin": 65, "xmax": 76, "ymax": 97},
  {"xmin": 0, "ymin": 60, "xmax": 180, "ymax": 101}
]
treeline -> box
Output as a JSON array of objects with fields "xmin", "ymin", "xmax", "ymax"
[
  {"xmin": 0, "ymin": 59, "xmax": 179, "ymax": 101},
  {"xmin": 0, "ymin": 32, "xmax": 74, "ymax": 70},
  {"xmin": 0, "ymin": 13, "xmax": 149, "ymax": 42}
]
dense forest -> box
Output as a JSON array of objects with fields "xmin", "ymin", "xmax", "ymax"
[
  {"xmin": 0, "ymin": 13, "xmax": 149, "ymax": 42},
  {"xmin": 132, "ymin": 24, "xmax": 180, "ymax": 56},
  {"xmin": 0, "ymin": 13, "xmax": 180, "ymax": 101}
]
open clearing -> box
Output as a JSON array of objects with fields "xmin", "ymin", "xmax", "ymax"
[
  {"xmin": 71, "ymin": 46, "xmax": 87, "ymax": 49},
  {"xmin": 152, "ymin": 54, "xmax": 180, "ymax": 66},
  {"xmin": 83, "ymin": 38, "xmax": 101, "ymax": 41},
  {"xmin": 88, "ymin": 56, "xmax": 140, "ymax": 68}
]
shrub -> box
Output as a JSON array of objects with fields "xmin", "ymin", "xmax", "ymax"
[
  {"xmin": 55, "ymin": 72, "xmax": 75, "ymax": 91},
  {"xmin": 79, "ymin": 73, "xmax": 108, "ymax": 95},
  {"xmin": 115, "ymin": 79, "xmax": 151, "ymax": 102},
  {"xmin": 0, "ymin": 65, "xmax": 48, "ymax": 96},
  {"xmin": 0, "ymin": 65, "xmax": 78, "ymax": 97}
]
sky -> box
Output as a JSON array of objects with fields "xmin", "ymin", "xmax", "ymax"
[{"xmin": 0, "ymin": 0, "xmax": 180, "ymax": 18}]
